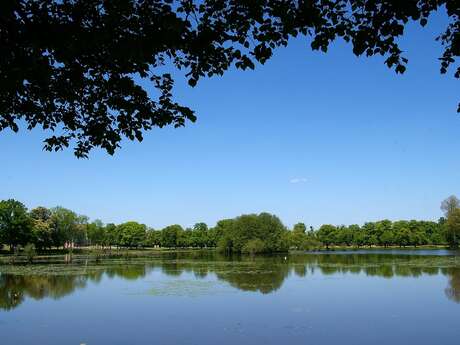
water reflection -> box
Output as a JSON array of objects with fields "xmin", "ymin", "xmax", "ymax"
[
  {"xmin": 0, "ymin": 274, "xmax": 88, "ymax": 311},
  {"xmin": 1, "ymin": 252, "xmax": 459, "ymax": 310},
  {"xmin": 445, "ymin": 267, "xmax": 460, "ymax": 303}
]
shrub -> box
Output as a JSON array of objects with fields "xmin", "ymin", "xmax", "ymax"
[
  {"xmin": 242, "ymin": 239, "xmax": 267, "ymax": 255},
  {"xmin": 23, "ymin": 243, "xmax": 37, "ymax": 263},
  {"xmin": 216, "ymin": 237, "xmax": 233, "ymax": 253}
]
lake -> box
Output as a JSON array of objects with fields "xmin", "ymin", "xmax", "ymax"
[{"xmin": 1, "ymin": 250, "xmax": 460, "ymax": 345}]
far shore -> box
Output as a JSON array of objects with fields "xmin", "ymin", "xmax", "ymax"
[{"xmin": 0, "ymin": 245, "xmax": 457, "ymax": 266}]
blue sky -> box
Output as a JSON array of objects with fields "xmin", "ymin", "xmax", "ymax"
[{"xmin": 1, "ymin": 13, "xmax": 459, "ymax": 229}]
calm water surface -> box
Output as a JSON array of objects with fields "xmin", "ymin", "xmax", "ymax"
[{"xmin": 1, "ymin": 250, "xmax": 460, "ymax": 345}]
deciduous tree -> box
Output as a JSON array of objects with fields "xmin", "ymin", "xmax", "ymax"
[{"xmin": 0, "ymin": 199, "xmax": 33, "ymax": 250}]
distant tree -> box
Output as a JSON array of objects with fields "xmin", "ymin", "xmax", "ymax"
[
  {"xmin": 144, "ymin": 229, "xmax": 161, "ymax": 248},
  {"xmin": 29, "ymin": 206, "xmax": 53, "ymax": 250},
  {"xmin": 29, "ymin": 207, "xmax": 52, "ymax": 222},
  {"xmin": 375, "ymin": 220, "xmax": 392, "ymax": 245},
  {"xmin": 117, "ymin": 222, "xmax": 146, "ymax": 248},
  {"xmin": 32, "ymin": 219, "xmax": 53, "ymax": 251},
  {"xmin": 317, "ymin": 225, "xmax": 337, "ymax": 249},
  {"xmin": 290, "ymin": 222, "xmax": 308, "ymax": 249},
  {"xmin": 335, "ymin": 225, "xmax": 353, "ymax": 246},
  {"xmin": 2, "ymin": 1, "xmax": 458, "ymax": 157},
  {"xmin": 349, "ymin": 225, "xmax": 364, "ymax": 248},
  {"xmin": 49, "ymin": 207, "xmax": 80, "ymax": 247},
  {"xmin": 87, "ymin": 220, "xmax": 106, "ymax": 247},
  {"xmin": 421, "ymin": 221, "xmax": 445, "ymax": 245},
  {"xmin": 161, "ymin": 225, "xmax": 183, "ymax": 248},
  {"xmin": 104, "ymin": 223, "xmax": 119, "ymax": 247},
  {"xmin": 441, "ymin": 195, "xmax": 460, "ymax": 218},
  {"xmin": 293, "ymin": 223, "xmax": 307, "ymax": 234},
  {"xmin": 217, "ymin": 213, "xmax": 288, "ymax": 253},
  {"xmin": 446, "ymin": 208, "xmax": 460, "ymax": 248},
  {"xmin": 210, "ymin": 219, "xmax": 233, "ymax": 248},
  {"xmin": 0, "ymin": 199, "xmax": 33, "ymax": 250},
  {"xmin": 191, "ymin": 222, "xmax": 209, "ymax": 248},
  {"xmin": 74, "ymin": 215, "xmax": 89, "ymax": 246},
  {"xmin": 362, "ymin": 222, "xmax": 377, "ymax": 247},
  {"xmin": 380, "ymin": 230, "xmax": 394, "ymax": 248},
  {"xmin": 394, "ymin": 227, "xmax": 411, "ymax": 247}
]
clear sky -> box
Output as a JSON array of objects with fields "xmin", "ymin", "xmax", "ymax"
[{"xmin": 1, "ymin": 12, "xmax": 459, "ymax": 229}]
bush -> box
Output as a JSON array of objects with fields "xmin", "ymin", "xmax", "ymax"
[
  {"xmin": 302, "ymin": 238, "xmax": 322, "ymax": 251},
  {"xmin": 23, "ymin": 243, "xmax": 37, "ymax": 263},
  {"xmin": 216, "ymin": 237, "xmax": 232, "ymax": 253},
  {"xmin": 242, "ymin": 239, "xmax": 267, "ymax": 255}
]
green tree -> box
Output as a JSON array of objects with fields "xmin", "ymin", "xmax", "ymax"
[
  {"xmin": 216, "ymin": 213, "xmax": 288, "ymax": 253},
  {"xmin": 104, "ymin": 223, "xmax": 119, "ymax": 247},
  {"xmin": 289, "ymin": 222, "xmax": 307, "ymax": 249},
  {"xmin": 210, "ymin": 219, "xmax": 233, "ymax": 248},
  {"xmin": 31, "ymin": 220, "xmax": 53, "ymax": 251},
  {"xmin": 335, "ymin": 225, "xmax": 353, "ymax": 246},
  {"xmin": 446, "ymin": 208, "xmax": 460, "ymax": 248},
  {"xmin": 317, "ymin": 225, "xmax": 337, "ymax": 249},
  {"xmin": 375, "ymin": 220, "xmax": 393, "ymax": 246},
  {"xmin": 49, "ymin": 207, "xmax": 80, "ymax": 247},
  {"xmin": 87, "ymin": 220, "xmax": 106, "ymax": 247},
  {"xmin": 161, "ymin": 225, "xmax": 183, "ymax": 248},
  {"xmin": 144, "ymin": 229, "xmax": 161, "ymax": 248},
  {"xmin": 380, "ymin": 230, "xmax": 394, "ymax": 248},
  {"xmin": 29, "ymin": 206, "xmax": 53, "ymax": 250},
  {"xmin": 117, "ymin": 222, "xmax": 146, "ymax": 248},
  {"xmin": 362, "ymin": 222, "xmax": 377, "ymax": 247},
  {"xmin": 349, "ymin": 225, "xmax": 364, "ymax": 247},
  {"xmin": 394, "ymin": 227, "xmax": 411, "ymax": 247},
  {"xmin": 191, "ymin": 222, "xmax": 209, "ymax": 248},
  {"xmin": 29, "ymin": 207, "xmax": 52, "ymax": 222},
  {"xmin": 0, "ymin": 199, "xmax": 33, "ymax": 250}
]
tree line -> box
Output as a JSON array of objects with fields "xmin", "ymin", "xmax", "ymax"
[{"xmin": 1, "ymin": 196, "xmax": 460, "ymax": 254}]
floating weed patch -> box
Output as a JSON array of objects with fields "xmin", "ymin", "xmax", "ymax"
[{"xmin": 145, "ymin": 279, "xmax": 233, "ymax": 297}]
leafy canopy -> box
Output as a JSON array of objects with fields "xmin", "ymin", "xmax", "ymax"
[{"xmin": 1, "ymin": 0, "xmax": 458, "ymax": 157}]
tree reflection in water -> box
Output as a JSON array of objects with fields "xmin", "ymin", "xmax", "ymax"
[{"xmin": 1, "ymin": 252, "xmax": 460, "ymax": 310}]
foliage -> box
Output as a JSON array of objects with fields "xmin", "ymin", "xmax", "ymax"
[
  {"xmin": 160, "ymin": 225, "xmax": 183, "ymax": 248},
  {"xmin": 216, "ymin": 213, "xmax": 288, "ymax": 253},
  {"xmin": 0, "ymin": 196, "xmax": 457, "ymax": 255},
  {"xmin": 144, "ymin": 229, "xmax": 161, "ymax": 248},
  {"xmin": 0, "ymin": 199, "xmax": 33, "ymax": 249},
  {"xmin": 103, "ymin": 223, "xmax": 118, "ymax": 247},
  {"xmin": 317, "ymin": 225, "xmax": 337, "ymax": 249},
  {"xmin": 30, "ymin": 207, "xmax": 52, "ymax": 222},
  {"xmin": 87, "ymin": 220, "xmax": 105, "ymax": 247},
  {"xmin": 289, "ymin": 222, "xmax": 307, "ymax": 249},
  {"xmin": 117, "ymin": 222, "xmax": 147, "ymax": 248},
  {"xmin": 1, "ymin": 1, "xmax": 458, "ymax": 157},
  {"xmin": 32, "ymin": 219, "xmax": 53, "ymax": 250},
  {"xmin": 446, "ymin": 208, "xmax": 460, "ymax": 248},
  {"xmin": 49, "ymin": 207, "xmax": 82, "ymax": 247},
  {"xmin": 241, "ymin": 239, "xmax": 267, "ymax": 255},
  {"xmin": 191, "ymin": 223, "xmax": 209, "ymax": 248}
]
